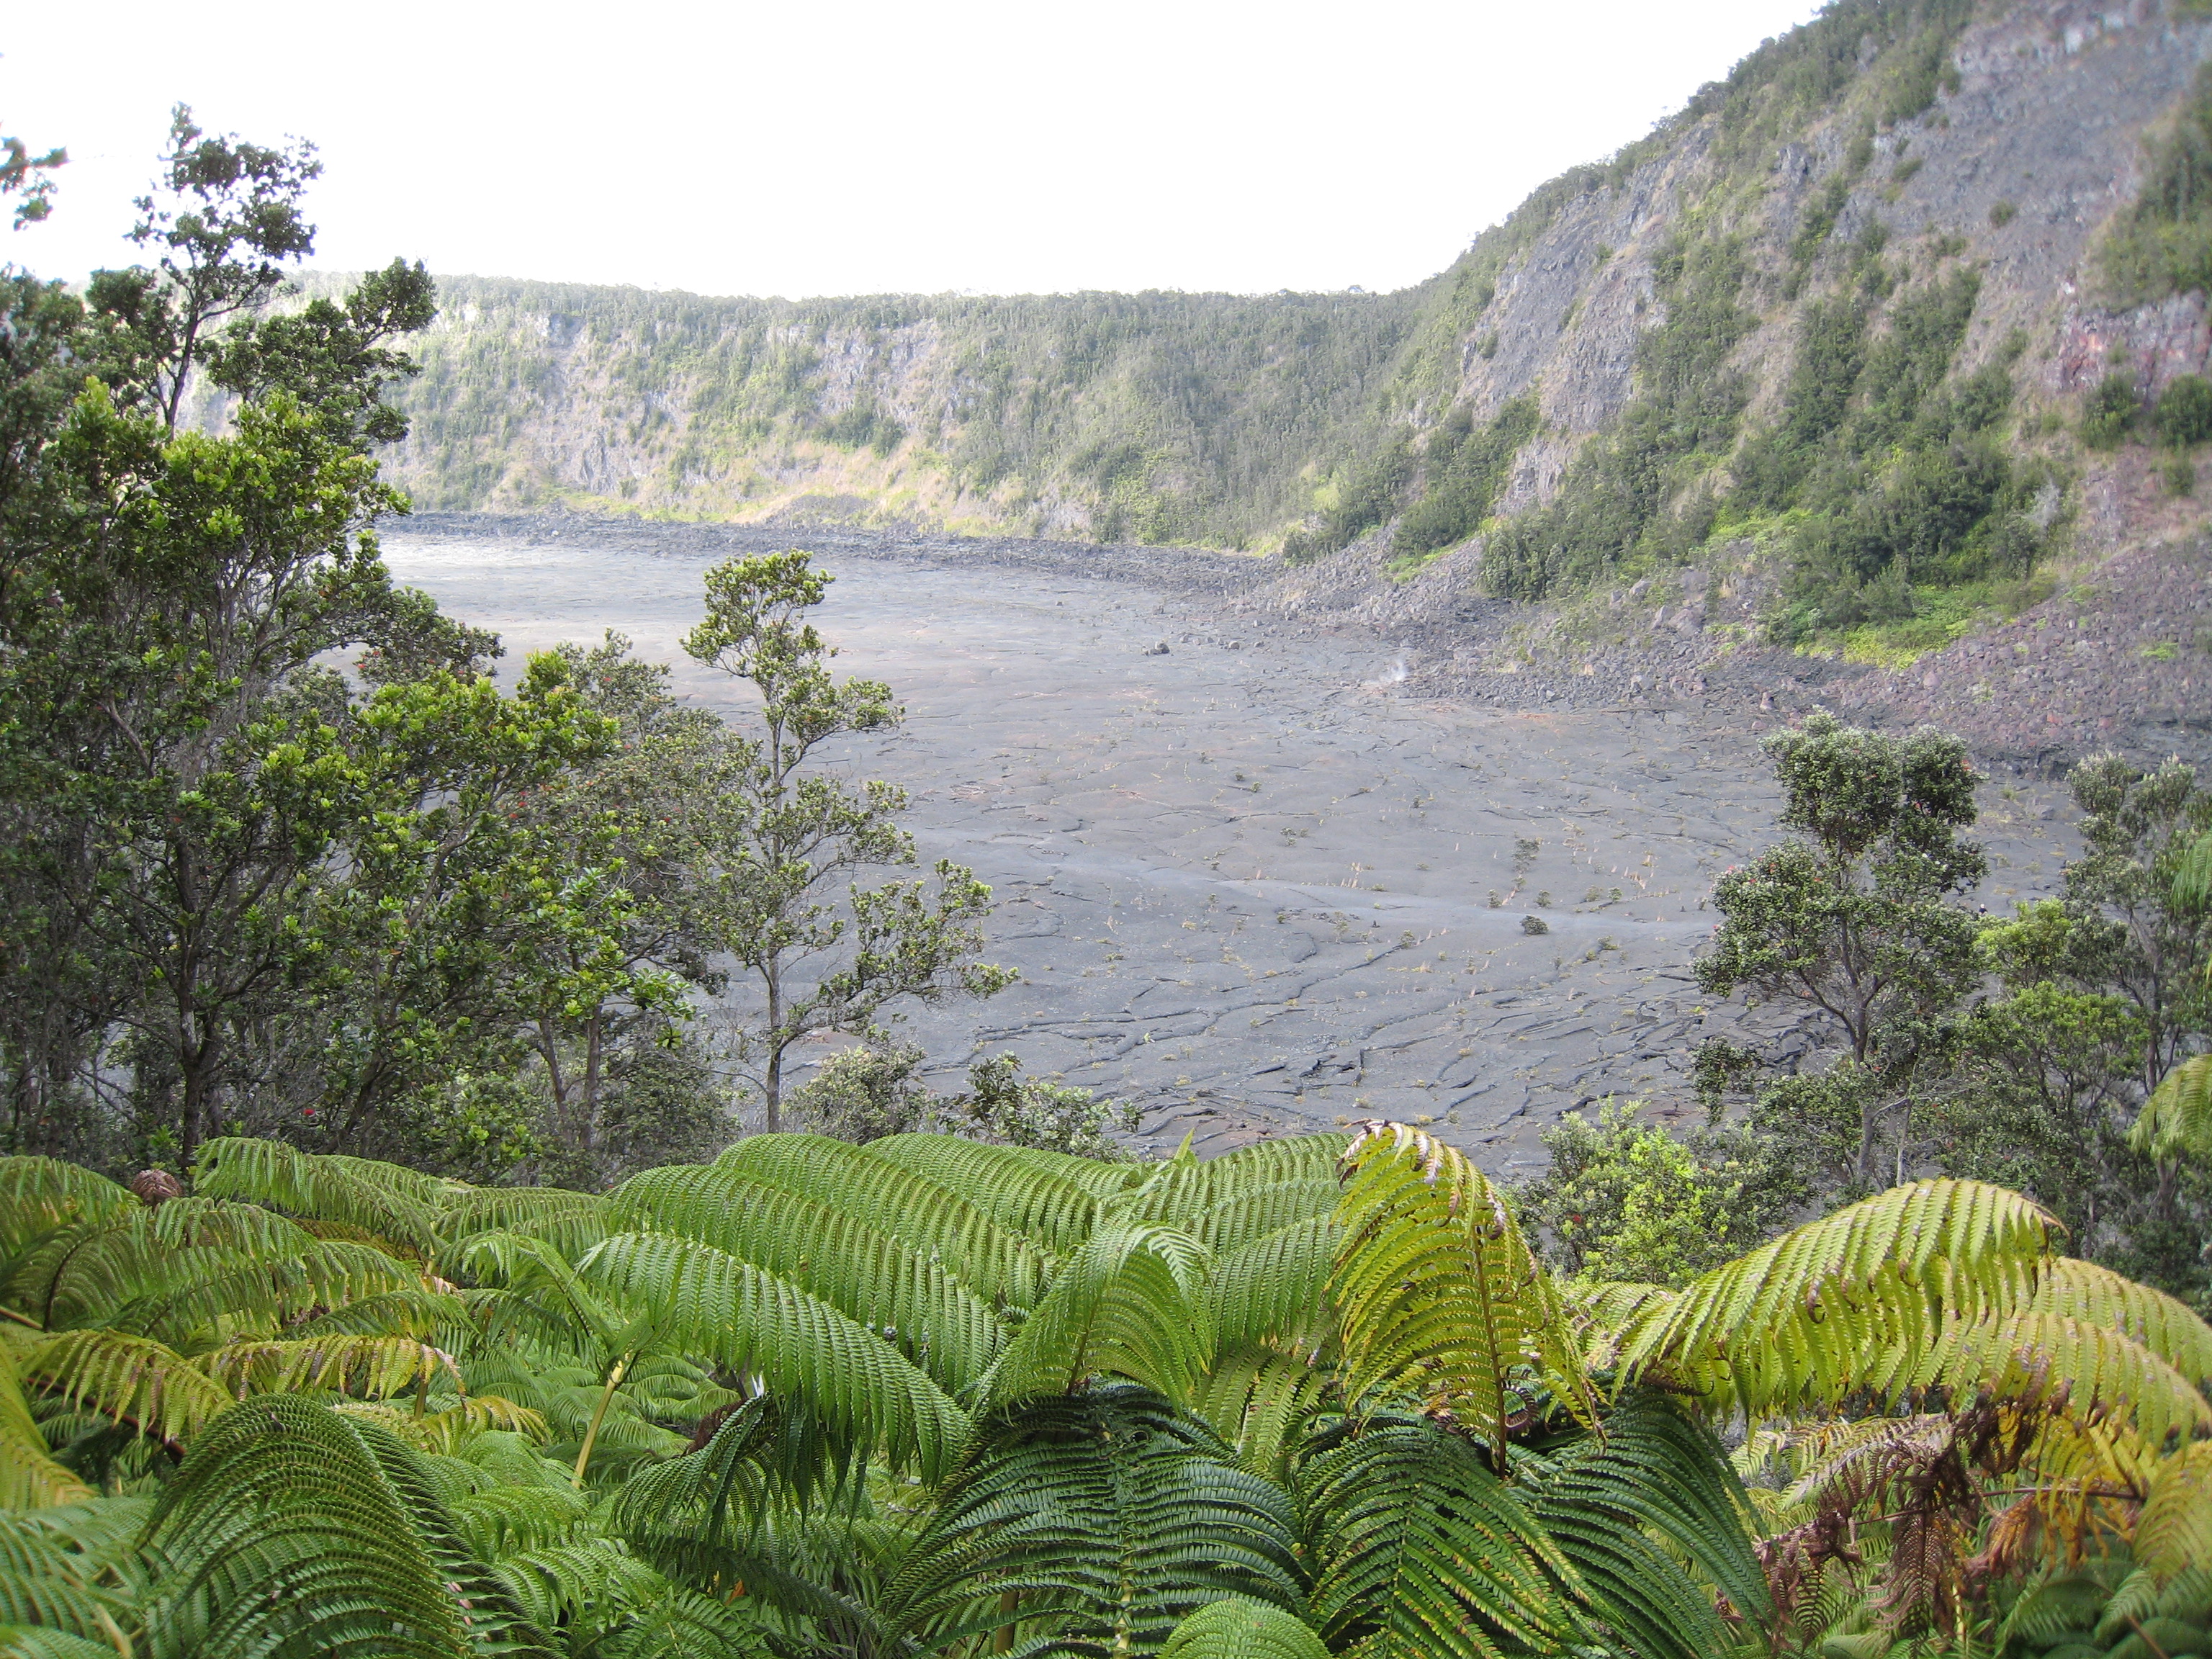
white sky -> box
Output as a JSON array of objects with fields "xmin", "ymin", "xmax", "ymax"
[{"xmin": 4, "ymin": 0, "xmax": 1827, "ymax": 300}]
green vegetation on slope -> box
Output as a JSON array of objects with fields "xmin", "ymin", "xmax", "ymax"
[
  {"xmin": 2100, "ymin": 59, "xmax": 2212, "ymax": 305},
  {"xmin": 387, "ymin": 279, "xmax": 1421, "ymax": 547}
]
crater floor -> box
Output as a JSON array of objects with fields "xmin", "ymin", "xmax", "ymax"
[{"xmin": 384, "ymin": 526, "xmax": 2080, "ymax": 1171}]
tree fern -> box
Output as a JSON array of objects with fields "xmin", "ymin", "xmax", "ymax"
[
  {"xmin": 12, "ymin": 1331, "xmax": 233, "ymax": 1447},
  {"xmin": 1205, "ymin": 1218, "xmax": 1336, "ymax": 1357},
  {"xmin": 1187, "ymin": 1180, "xmax": 1342, "ymax": 1259},
  {"xmin": 863, "ymin": 1134, "xmax": 1105, "ymax": 1254},
  {"xmin": 1114, "ymin": 1137, "xmax": 1346, "ymax": 1235},
  {"xmin": 1187, "ymin": 1345, "xmax": 1334, "ymax": 1481},
  {"xmin": 2136, "ymin": 1442, "xmax": 2212, "ymax": 1587},
  {"xmin": 1158, "ymin": 1597, "xmax": 1331, "ymax": 1659},
  {"xmin": 191, "ymin": 1138, "xmax": 449, "ymax": 1255},
  {"xmin": 1924, "ymin": 1310, "xmax": 2212, "ymax": 1449},
  {"xmin": 881, "ymin": 1384, "xmax": 1304, "ymax": 1659},
  {"xmin": 1617, "ymin": 1179, "xmax": 2058, "ymax": 1417},
  {"xmin": 7, "ymin": 1200, "xmax": 419, "ymax": 1342},
  {"xmin": 1521, "ymin": 1390, "xmax": 1770, "ymax": 1659},
  {"xmin": 2131, "ymin": 1054, "xmax": 2212, "ymax": 1163},
  {"xmin": 1331, "ymin": 1123, "xmax": 1594, "ymax": 1455},
  {"xmin": 198, "ymin": 1334, "xmax": 464, "ymax": 1402},
  {"xmin": 708, "ymin": 1136, "xmax": 1053, "ymax": 1306},
  {"xmin": 2028, "ymin": 1258, "xmax": 2212, "ymax": 1387},
  {"xmin": 606, "ymin": 1164, "xmax": 1007, "ymax": 1393},
  {"xmin": 984, "ymin": 1226, "xmax": 1215, "ymax": 1410},
  {"xmin": 582, "ymin": 1231, "xmax": 970, "ymax": 1480},
  {"xmin": 0, "ymin": 1161, "xmax": 132, "ymax": 1278},
  {"xmin": 1299, "ymin": 1416, "xmax": 1588, "ymax": 1659},
  {"xmin": 437, "ymin": 1187, "xmax": 606, "ymax": 1260},
  {"xmin": 0, "ymin": 1348, "xmax": 91, "ymax": 1509},
  {"xmin": 140, "ymin": 1394, "xmax": 498, "ymax": 1658},
  {"xmin": 0, "ymin": 1501, "xmax": 148, "ymax": 1649}
]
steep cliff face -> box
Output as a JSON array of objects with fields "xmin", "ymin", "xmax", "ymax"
[
  {"xmin": 372, "ymin": 0, "xmax": 2212, "ymax": 618},
  {"xmin": 379, "ymin": 284, "xmax": 1418, "ymax": 545}
]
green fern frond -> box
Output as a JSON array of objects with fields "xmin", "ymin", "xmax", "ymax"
[
  {"xmin": 192, "ymin": 1137, "xmax": 448, "ymax": 1254},
  {"xmin": 1300, "ymin": 1416, "xmax": 1588, "ymax": 1659},
  {"xmin": 490, "ymin": 1538, "xmax": 665, "ymax": 1639},
  {"xmin": 985, "ymin": 1226, "xmax": 1215, "ymax": 1409},
  {"xmin": 1111, "ymin": 1138, "xmax": 1345, "ymax": 1233},
  {"xmin": 0, "ymin": 1345, "xmax": 91, "ymax": 1507},
  {"xmin": 1187, "ymin": 1344, "xmax": 1334, "ymax": 1480},
  {"xmin": 882, "ymin": 1384, "xmax": 1303, "ymax": 1658},
  {"xmin": 2137, "ymin": 1441, "xmax": 2212, "ymax": 1586},
  {"xmin": 708, "ymin": 1136, "xmax": 1054, "ymax": 1306},
  {"xmin": 0, "ymin": 1161, "xmax": 132, "ymax": 1272},
  {"xmin": 1617, "ymin": 1179, "xmax": 2058, "ymax": 1418},
  {"xmin": 14, "ymin": 1330, "xmax": 233, "ymax": 1447},
  {"xmin": 282, "ymin": 1287, "xmax": 469, "ymax": 1343},
  {"xmin": 863, "ymin": 1134, "xmax": 1104, "ymax": 1254},
  {"xmin": 606, "ymin": 1163, "xmax": 1007, "ymax": 1393},
  {"xmin": 437, "ymin": 1187, "xmax": 606, "ymax": 1259},
  {"xmin": 2030, "ymin": 1257, "xmax": 2212, "ymax": 1387},
  {"xmin": 342, "ymin": 1412, "xmax": 564, "ymax": 1658},
  {"xmin": 141, "ymin": 1394, "xmax": 478, "ymax": 1658},
  {"xmin": 582, "ymin": 1231, "xmax": 970, "ymax": 1480},
  {"xmin": 1524, "ymin": 1390, "xmax": 1770, "ymax": 1658},
  {"xmin": 1158, "ymin": 1596, "xmax": 1331, "ymax": 1659},
  {"xmin": 1187, "ymin": 1179, "xmax": 1343, "ymax": 1259},
  {"xmin": 2133, "ymin": 1055, "xmax": 2212, "ymax": 1163},
  {"xmin": 0, "ymin": 1501, "xmax": 147, "ymax": 1647},
  {"xmin": 1926, "ymin": 1310, "xmax": 2212, "ymax": 1448},
  {"xmin": 1205, "ymin": 1218, "xmax": 1337, "ymax": 1355},
  {"xmin": 8, "ymin": 1199, "xmax": 421, "ymax": 1342},
  {"xmin": 447, "ymin": 1484, "xmax": 593, "ymax": 1561},
  {"xmin": 0, "ymin": 1625, "xmax": 124, "ymax": 1658},
  {"xmin": 1333, "ymin": 1122, "xmax": 1594, "ymax": 1450},
  {"xmin": 197, "ymin": 1334, "xmax": 464, "ymax": 1401},
  {"xmin": 333, "ymin": 1395, "xmax": 552, "ymax": 1456}
]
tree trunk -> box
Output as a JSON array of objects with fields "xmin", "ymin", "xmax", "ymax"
[{"xmin": 763, "ymin": 971, "xmax": 783, "ymax": 1133}]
